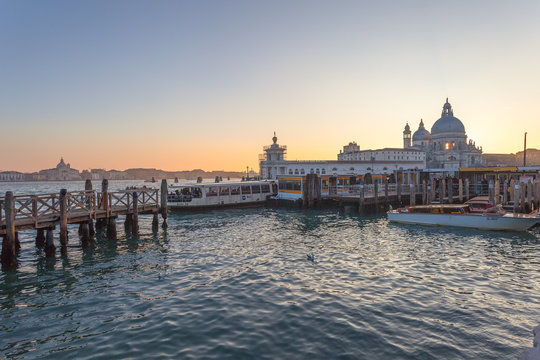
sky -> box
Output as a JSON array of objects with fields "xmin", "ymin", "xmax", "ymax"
[{"xmin": 1, "ymin": 0, "xmax": 540, "ymax": 172}]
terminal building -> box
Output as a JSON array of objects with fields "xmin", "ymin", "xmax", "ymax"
[{"xmin": 259, "ymin": 133, "xmax": 425, "ymax": 180}]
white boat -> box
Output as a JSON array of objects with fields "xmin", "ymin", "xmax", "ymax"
[
  {"xmin": 387, "ymin": 204, "xmax": 540, "ymax": 231},
  {"xmin": 167, "ymin": 180, "xmax": 276, "ymax": 211}
]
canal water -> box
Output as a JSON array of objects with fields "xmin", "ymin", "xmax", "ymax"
[{"xmin": 1, "ymin": 181, "xmax": 539, "ymax": 359}]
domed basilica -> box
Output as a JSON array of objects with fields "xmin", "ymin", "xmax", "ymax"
[{"xmin": 403, "ymin": 98, "xmax": 482, "ymax": 169}]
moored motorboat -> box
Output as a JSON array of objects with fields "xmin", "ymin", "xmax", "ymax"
[{"xmin": 387, "ymin": 204, "xmax": 540, "ymax": 231}]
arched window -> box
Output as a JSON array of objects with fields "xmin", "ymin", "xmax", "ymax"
[
  {"xmin": 316, "ymin": 168, "xmax": 320, "ymax": 174},
  {"xmin": 452, "ymin": 141, "xmax": 456, "ymax": 149},
  {"xmin": 288, "ymin": 169, "xmax": 293, "ymax": 174},
  {"xmin": 310, "ymin": 169, "xmax": 314, "ymax": 174},
  {"xmin": 321, "ymin": 169, "xmax": 326, "ymax": 174},
  {"xmin": 300, "ymin": 169, "xmax": 305, "ymax": 174},
  {"xmin": 445, "ymin": 142, "xmax": 450, "ymax": 150},
  {"xmin": 294, "ymin": 169, "xmax": 299, "ymax": 175}
]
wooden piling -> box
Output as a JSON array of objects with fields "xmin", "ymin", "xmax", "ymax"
[
  {"xmin": 397, "ymin": 180, "xmax": 402, "ymax": 206},
  {"xmin": 59, "ymin": 189, "xmax": 68, "ymax": 254},
  {"xmin": 519, "ymin": 182, "xmax": 526, "ymax": 213},
  {"xmin": 359, "ymin": 183, "xmax": 365, "ymax": 213},
  {"xmin": 513, "ymin": 183, "xmax": 520, "ymax": 213},
  {"xmin": 85, "ymin": 179, "xmax": 95, "ymax": 236},
  {"xmin": 374, "ymin": 181, "xmax": 379, "ymax": 210},
  {"xmin": 152, "ymin": 213, "xmax": 159, "ymax": 232},
  {"xmin": 36, "ymin": 228, "xmax": 45, "ymax": 247},
  {"xmin": 384, "ymin": 179, "xmax": 389, "ymax": 209},
  {"xmin": 495, "ymin": 178, "xmax": 500, "ymax": 205},
  {"xmin": 409, "ymin": 184, "xmax": 415, "ymax": 206},
  {"xmin": 447, "ymin": 179, "xmax": 453, "ymax": 204},
  {"xmin": 488, "ymin": 180, "xmax": 495, "ymax": 205},
  {"xmin": 107, "ymin": 217, "xmax": 117, "ymax": 240},
  {"xmin": 526, "ymin": 181, "xmax": 533, "ymax": 210},
  {"xmin": 465, "ymin": 178, "xmax": 470, "ymax": 201},
  {"xmin": 510, "ymin": 179, "xmax": 516, "ymax": 203},
  {"xmin": 438, "ymin": 180, "xmax": 444, "ymax": 204},
  {"xmin": 80, "ymin": 222, "xmax": 90, "ymax": 247},
  {"xmin": 422, "ymin": 180, "xmax": 427, "ymax": 205},
  {"xmin": 1, "ymin": 191, "xmax": 17, "ymax": 270},
  {"xmin": 458, "ymin": 179, "xmax": 463, "ymax": 203},
  {"xmin": 430, "ymin": 179, "xmax": 436, "ymax": 204},
  {"xmin": 132, "ymin": 192, "xmax": 139, "ymax": 235},
  {"xmin": 124, "ymin": 214, "xmax": 133, "ymax": 233},
  {"xmin": 502, "ymin": 180, "xmax": 508, "ymax": 205},
  {"xmin": 45, "ymin": 228, "xmax": 55, "ymax": 257},
  {"xmin": 161, "ymin": 179, "xmax": 168, "ymax": 228},
  {"xmin": 441, "ymin": 179, "xmax": 446, "ymax": 202}
]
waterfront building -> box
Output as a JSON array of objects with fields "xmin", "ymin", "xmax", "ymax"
[
  {"xmin": 259, "ymin": 134, "xmax": 426, "ymax": 180},
  {"xmin": 406, "ymin": 98, "xmax": 483, "ymax": 169}
]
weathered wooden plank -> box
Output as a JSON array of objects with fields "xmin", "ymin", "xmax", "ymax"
[
  {"xmin": 1, "ymin": 192, "xmax": 17, "ymax": 270},
  {"xmin": 161, "ymin": 179, "xmax": 168, "ymax": 228}
]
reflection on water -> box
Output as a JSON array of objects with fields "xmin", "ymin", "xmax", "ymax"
[{"xmin": 0, "ymin": 181, "xmax": 539, "ymax": 359}]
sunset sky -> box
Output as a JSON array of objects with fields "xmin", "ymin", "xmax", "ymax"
[{"xmin": 1, "ymin": 0, "xmax": 539, "ymax": 172}]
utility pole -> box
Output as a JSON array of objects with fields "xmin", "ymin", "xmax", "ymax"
[{"xmin": 523, "ymin": 132, "xmax": 527, "ymax": 167}]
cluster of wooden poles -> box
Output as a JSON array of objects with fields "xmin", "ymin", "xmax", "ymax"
[{"xmin": 1, "ymin": 179, "xmax": 169, "ymax": 271}]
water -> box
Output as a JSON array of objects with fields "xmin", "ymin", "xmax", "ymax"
[{"xmin": 1, "ymin": 181, "xmax": 539, "ymax": 359}]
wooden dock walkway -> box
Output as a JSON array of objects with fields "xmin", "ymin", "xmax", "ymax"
[{"xmin": 1, "ymin": 179, "xmax": 169, "ymax": 270}]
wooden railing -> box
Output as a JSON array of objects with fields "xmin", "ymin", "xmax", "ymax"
[{"xmin": 0, "ymin": 188, "xmax": 159, "ymax": 227}]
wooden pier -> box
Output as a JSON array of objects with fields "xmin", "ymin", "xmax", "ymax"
[{"xmin": 1, "ymin": 179, "xmax": 169, "ymax": 270}]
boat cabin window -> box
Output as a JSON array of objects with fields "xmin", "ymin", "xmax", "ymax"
[
  {"xmin": 219, "ymin": 186, "xmax": 230, "ymax": 196},
  {"xmin": 241, "ymin": 185, "xmax": 251, "ymax": 194},
  {"xmin": 252, "ymin": 185, "xmax": 261, "ymax": 194},
  {"xmin": 261, "ymin": 184, "xmax": 270, "ymax": 193},
  {"xmin": 230, "ymin": 186, "xmax": 240, "ymax": 195},
  {"xmin": 206, "ymin": 187, "xmax": 218, "ymax": 197}
]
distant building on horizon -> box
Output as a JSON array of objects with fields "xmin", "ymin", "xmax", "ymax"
[{"xmin": 37, "ymin": 158, "xmax": 82, "ymax": 181}]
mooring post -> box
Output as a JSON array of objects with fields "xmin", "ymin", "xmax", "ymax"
[
  {"xmin": 465, "ymin": 178, "xmax": 470, "ymax": 201},
  {"xmin": 520, "ymin": 182, "xmax": 526, "ymax": 213},
  {"xmin": 1, "ymin": 191, "xmax": 17, "ymax": 270},
  {"xmin": 85, "ymin": 179, "xmax": 95, "ymax": 237},
  {"xmin": 36, "ymin": 228, "xmax": 45, "ymax": 247},
  {"xmin": 161, "ymin": 179, "xmax": 168, "ymax": 228},
  {"xmin": 535, "ymin": 176, "xmax": 540, "ymax": 209},
  {"xmin": 458, "ymin": 178, "xmax": 463, "ymax": 203},
  {"xmin": 495, "ymin": 178, "xmax": 501, "ymax": 205},
  {"xmin": 438, "ymin": 179, "xmax": 444, "ymax": 204},
  {"xmin": 409, "ymin": 184, "xmax": 415, "ymax": 206},
  {"xmin": 44, "ymin": 228, "xmax": 55, "ymax": 257},
  {"xmin": 59, "ymin": 189, "xmax": 68, "ymax": 255},
  {"xmin": 427, "ymin": 181, "xmax": 432, "ymax": 204},
  {"xmin": 132, "ymin": 192, "xmax": 139, "ymax": 235},
  {"xmin": 513, "ymin": 183, "xmax": 520, "ymax": 213},
  {"xmin": 510, "ymin": 179, "xmax": 516, "ymax": 203}
]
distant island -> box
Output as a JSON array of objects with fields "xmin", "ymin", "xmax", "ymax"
[{"xmin": 0, "ymin": 158, "xmax": 250, "ymax": 182}]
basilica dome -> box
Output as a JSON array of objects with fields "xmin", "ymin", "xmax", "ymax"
[
  {"xmin": 412, "ymin": 119, "xmax": 430, "ymax": 141},
  {"xmin": 431, "ymin": 99, "xmax": 465, "ymax": 135}
]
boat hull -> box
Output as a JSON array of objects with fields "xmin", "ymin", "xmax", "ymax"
[
  {"xmin": 168, "ymin": 201, "xmax": 266, "ymax": 212},
  {"xmin": 387, "ymin": 212, "xmax": 540, "ymax": 231}
]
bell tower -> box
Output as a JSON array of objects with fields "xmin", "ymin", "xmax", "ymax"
[{"xmin": 403, "ymin": 123, "xmax": 411, "ymax": 148}]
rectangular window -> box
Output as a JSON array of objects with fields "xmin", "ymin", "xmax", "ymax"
[
  {"xmin": 261, "ymin": 184, "xmax": 270, "ymax": 193},
  {"xmin": 230, "ymin": 186, "xmax": 240, "ymax": 195},
  {"xmin": 241, "ymin": 185, "xmax": 251, "ymax": 194},
  {"xmin": 206, "ymin": 187, "xmax": 218, "ymax": 197},
  {"xmin": 219, "ymin": 186, "xmax": 230, "ymax": 196},
  {"xmin": 252, "ymin": 185, "xmax": 261, "ymax": 193}
]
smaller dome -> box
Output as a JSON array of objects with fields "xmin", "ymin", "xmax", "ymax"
[{"xmin": 412, "ymin": 119, "xmax": 431, "ymax": 141}]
